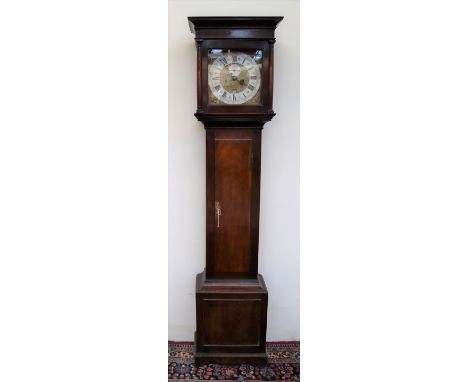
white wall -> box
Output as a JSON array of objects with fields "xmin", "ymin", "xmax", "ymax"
[{"xmin": 169, "ymin": 0, "xmax": 299, "ymax": 341}]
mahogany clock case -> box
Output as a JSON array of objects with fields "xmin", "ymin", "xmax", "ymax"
[{"xmin": 188, "ymin": 16, "xmax": 283, "ymax": 365}]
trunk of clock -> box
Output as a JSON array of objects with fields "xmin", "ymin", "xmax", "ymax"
[
  {"xmin": 195, "ymin": 127, "xmax": 268, "ymax": 365},
  {"xmin": 206, "ymin": 128, "xmax": 261, "ymax": 279}
]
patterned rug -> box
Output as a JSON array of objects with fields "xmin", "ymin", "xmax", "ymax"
[{"xmin": 168, "ymin": 341, "xmax": 300, "ymax": 381}]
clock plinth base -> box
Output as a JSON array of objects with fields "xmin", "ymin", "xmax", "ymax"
[{"xmin": 194, "ymin": 271, "xmax": 268, "ymax": 366}]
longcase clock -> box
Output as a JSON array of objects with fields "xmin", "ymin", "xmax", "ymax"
[{"xmin": 188, "ymin": 16, "xmax": 283, "ymax": 365}]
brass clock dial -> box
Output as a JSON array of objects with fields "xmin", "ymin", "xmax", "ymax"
[{"xmin": 208, "ymin": 49, "xmax": 262, "ymax": 105}]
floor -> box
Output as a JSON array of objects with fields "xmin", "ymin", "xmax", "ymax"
[{"xmin": 168, "ymin": 341, "xmax": 300, "ymax": 381}]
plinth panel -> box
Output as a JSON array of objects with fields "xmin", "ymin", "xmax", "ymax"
[
  {"xmin": 194, "ymin": 271, "xmax": 268, "ymax": 365},
  {"xmin": 203, "ymin": 298, "xmax": 261, "ymax": 346}
]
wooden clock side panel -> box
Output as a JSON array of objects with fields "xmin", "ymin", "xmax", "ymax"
[
  {"xmin": 249, "ymin": 129, "xmax": 262, "ymax": 276},
  {"xmin": 205, "ymin": 129, "xmax": 261, "ymax": 279},
  {"xmin": 205, "ymin": 129, "xmax": 215, "ymax": 276}
]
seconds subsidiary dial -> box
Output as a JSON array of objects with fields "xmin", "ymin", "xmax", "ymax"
[{"xmin": 208, "ymin": 50, "xmax": 262, "ymax": 105}]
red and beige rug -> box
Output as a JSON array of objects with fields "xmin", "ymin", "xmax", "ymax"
[{"xmin": 168, "ymin": 341, "xmax": 300, "ymax": 381}]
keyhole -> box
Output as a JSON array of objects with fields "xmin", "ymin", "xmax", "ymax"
[{"xmin": 215, "ymin": 201, "xmax": 221, "ymax": 228}]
